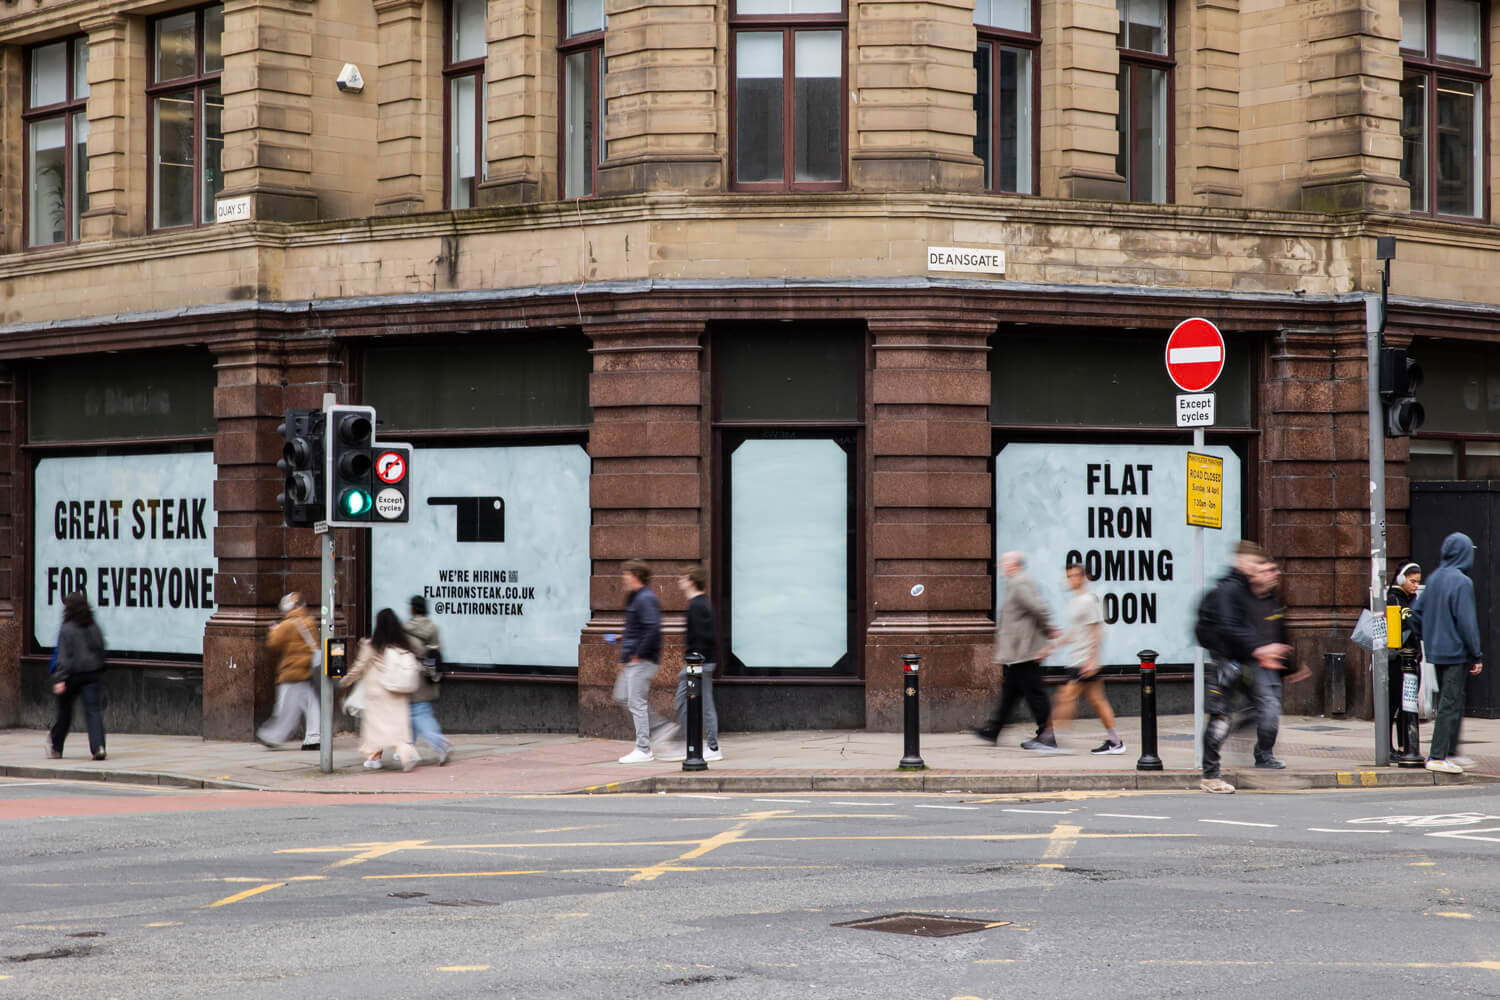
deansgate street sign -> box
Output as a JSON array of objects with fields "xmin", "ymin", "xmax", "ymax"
[{"xmin": 926, "ymin": 246, "xmax": 1006, "ymax": 275}]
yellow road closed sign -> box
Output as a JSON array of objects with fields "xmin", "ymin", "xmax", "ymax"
[{"xmin": 1186, "ymin": 452, "xmax": 1223, "ymax": 529}]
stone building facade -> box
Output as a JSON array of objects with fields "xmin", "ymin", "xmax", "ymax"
[{"xmin": 0, "ymin": 0, "xmax": 1497, "ymax": 740}]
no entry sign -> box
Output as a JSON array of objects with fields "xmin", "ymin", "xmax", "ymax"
[{"xmin": 1165, "ymin": 318, "xmax": 1225, "ymax": 393}]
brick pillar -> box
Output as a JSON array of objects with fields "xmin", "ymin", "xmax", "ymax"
[
  {"xmin": 0, "ymin": 365, "xmax": 19, "ymax": 726},
  {"xmin": 1177, "ymin": 0, "xmax": 1242, "ymax": 205},
  {"xmin": 1300, "ymin": 0, "xmax": 1407, "ymax": 213},
  {"xmin": 849, "ymin": 0, "xmax": 984, "ymax": 192},
  {"xmin": 865, "ymin": 314, "xmax": 994, "ymax": 731},
  {"xmin": 372, "ymin": 0, "xmax": 441, "ymax": 214},
  {"xmin": 482, "ymin": 0, "xmax": 548, "ymax": 205},
  {"xmin": 578, "ymin": 321, "xmax": 705, "ymax": 738},
  {"xmin": 595, "ymin": 0, "xmax": 721, "ymax": 195},
  {"xmin": 1039, "ymin": 0, "xmax": 1126, "ymax": 200},
  {"xmin": 80, "ymin": 14, "xmax": 148, "ymax": 241},
  {"xmin": 220, "ymin": 0, "xmax": 320, "ymax": 222}
]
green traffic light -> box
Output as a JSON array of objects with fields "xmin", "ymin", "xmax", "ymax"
[{"xmin": 338, "ymin": 488, "xmax": 372, "ymax": 517}]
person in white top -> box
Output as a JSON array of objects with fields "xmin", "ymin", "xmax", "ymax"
[{"xmin": 1045, "ymin": 563, "xmax": 1125, "ymax": 755}]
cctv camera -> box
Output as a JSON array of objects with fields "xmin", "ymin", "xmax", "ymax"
[{"xmin": 336, "ymin": 63, "xmax": 364, "ymax": 94}]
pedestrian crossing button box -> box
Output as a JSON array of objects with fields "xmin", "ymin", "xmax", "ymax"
[{"xmin": 325, "ymin": 637, "xmax": 348, "ymax": 679}]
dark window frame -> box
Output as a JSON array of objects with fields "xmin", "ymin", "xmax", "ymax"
[
  {"xmin": 23, "ymin": 36, "xmax": 89, "ymax": 249},
  {"xmin": 974, "ymin": 3, "xmax": 1040, "ymax": 194},
  {"xmin": 1115, "ymin": 0, "xmax": 1175, "ymax": 204},
  {"xmin": 444, "ymin": 0, "xmax": 487, "ymax": 209},
  {"xmin": 147, "ymin": 4, "xmax": 224, "ymax": 232},
  {"xmin": 1400, "ymin": 0, "xmax": 1490, "ymax": 220},
  {"xmin": 729, "ymin": 1, "xmax": 849, "ymax": 192},
  {"xmin": 557, "ymin": 1, "xmax": 604, "ymax": 199}
]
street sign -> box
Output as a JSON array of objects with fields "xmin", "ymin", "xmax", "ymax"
[
  {"xmin": 1186, "ymin": 452, "xmax": 1224, "ymax": 529},
  {"xmin": 376, "ymin": 450, "xmax": 407, "ymax": 484},
  {"xmin": 1165, "ymin": 317, "xmax": 1225, "ymax": 393},
  {"xmin": 1175, "ymin": 392, "xmax": 1215, "ymax": 427},
  {"xmin": 375, "ymin": 487, "xmax": 406, "ymax": 520}
]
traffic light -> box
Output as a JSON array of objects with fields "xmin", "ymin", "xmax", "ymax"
[
  {"xmin": 1379, "ymin": 347, "xmax": 1424, "ymax": 437},
  {"xmin": 326, "ymin": 403, "xmax": 376, "ymax": 526},
  {"xmin": 276, "ymin": 408, "xmax": 325, "ymax": 527}
]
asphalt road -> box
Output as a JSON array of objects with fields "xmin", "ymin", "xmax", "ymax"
[{"xmin": 3, "ymin": 779, "xmax": 1500, "ymax": 999}]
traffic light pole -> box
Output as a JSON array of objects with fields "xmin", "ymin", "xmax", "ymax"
[
  {"xmin": 318, "ymin": 392, "xmax": 338, "ymax": 775},
  {"xmin": 1368, "ymin": 278, "xmax": 1391, "ymax": 768}
]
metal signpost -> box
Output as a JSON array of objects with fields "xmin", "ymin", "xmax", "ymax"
[{"xmin": 1166, "ymin": 317, "xmax": 1226, "ymax": 771}]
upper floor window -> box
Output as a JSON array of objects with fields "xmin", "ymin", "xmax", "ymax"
[
  {"xmin": 973, "ymin": 0, "xmax": 1037, "ymax": 194},
  {"xmin": 446, "ymin": 0, "xmax": 487, "ymax": 209},
  {"xmin": 149, "ymin": 5, "xmax": 224, "ymax": 230},
  {"xmin": 26, "ymin": 37, "xmax": 89, "ymax": 247},
  {"xmin": 731, "ymin": 0, "xmax": 846, "ymax": 191},
  {"xmin": 560, "ymin": 0, "xmax": 604, "ymax": 198},
  {"xmin": 1401, "ymin": 0, "xmax": 1488, "ymax": 218},
  {"xmin": 1115, "ymin": 0, "xmax": 1171, "ymax": 203}
]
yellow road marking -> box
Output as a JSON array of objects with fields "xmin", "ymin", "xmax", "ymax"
[
  {"xmin": 1142, "ymin": 961, "xmax": 1500, "ymax": 971},
  {"xmin": 367, "ymin": 864, "xmax": 836, "ymax": 881},
  {"xmin": 278, "ymin": 838, "xmax": 702, "ymax": 855},
  {"xmin": 1429, "ymin": 911, "xmax": 1475, "ymax": 919},
  {"xmin": 204, "ymin": 882, "xmax": 286, "ymax": 908},
  {"xmin": 1041, "ymin": 823, "xmax": 1081, "ymax": 861},
  {"xmin": 629, "ymin": 810, "xmax": 785, "ymax": 883},
  {"xmin": 323, "ymin": 840, "xmax": 431, "ymax": 871},
  {"xmin": 145, "ymin": 922, "xmax": 182, "ymax": 928},
  {"xmin": 436, "ymin": 965, "xmax": 491, "ymax": 972}
]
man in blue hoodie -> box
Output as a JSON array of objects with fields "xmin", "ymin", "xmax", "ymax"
[{"xmin": 1409, "ymin": 532, "xmax": 1484, "ymax": 774}]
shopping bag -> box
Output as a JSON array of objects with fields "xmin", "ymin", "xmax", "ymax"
[
  {"xmin": 1350, "ymin": 609, "xmax": 1385, "ymax": 652},
  {"xmin": 1417, "ymin": 654, "xmax": 1438, "ymax": 720}
]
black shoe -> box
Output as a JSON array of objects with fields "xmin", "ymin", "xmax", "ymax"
[
  {"xmin": 92, "ymin": 751, "xmax": 107, "ymax": 761},
  {"xmin": 300, "ymin": 743, "xmax": 321, "ymax": 751},
  {"xmin": 1254, "ymin": 758, "xmax": 1286, "ymax": 770},
  {"xmin": 968, "ymin": 728, "xmax": 998, "ymax": 745}
]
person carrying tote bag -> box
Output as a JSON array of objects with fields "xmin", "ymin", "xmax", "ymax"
[{"xmin": 339, "ymin": 608, "xmax": 419, "ymax": 772}]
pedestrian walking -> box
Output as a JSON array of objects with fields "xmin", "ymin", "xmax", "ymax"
[
  {"xmin": 47, "ymin": 592, "xmax": 107, "ymax": 761},
  {"xmin": 340, "ymin": 608, "xmax": 420, "ymax": 772},
  {"xmin": 256, "ymin": 592, "xmax": 322, "ymax": 751},
  {"xmin": 614, "ymin": 559, "xmax": 673, "ymax": 763},
  {"xmin": 1386, "ymin": 562, "xmax": 1423, "ymax": 759},
  {"xmin": 404, "ymin": 596, "xmax": 451, "ymax": 765},
  {"xmin": 659, "ymin": 567, "xmax": 722, "ymax": 763},
  {"xmin": 1198, "ymin": 542, "xmax": 1297, "ymax": 793},
  {"xmin": 971, "ymin": 551, "xmax": 1060, "ymax": 751},
  {"xmin": 1045, "ymin": 563, "xmax": 1125, "ymax": 755},
  {"xmin": 1410, "ymin": 532, "xmax": 1483, "ymax": 774}
]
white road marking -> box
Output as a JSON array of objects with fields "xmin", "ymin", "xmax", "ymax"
[
  {"xmin": 1307, "ymin": 828, "xmax": 1391, "ymax": 834},
  {"xmin": 916, "ymin": 805, "xmax": 981, "ymax": 811},
  {"xmin": 1426, "ymin": 826, "xmax": 1500, "ymax": 844},
  {"xmin": 754, "ymin": 799, "xmax": 812, "ymax": 804},
  {"xmin": 1095, "ymin": 813, "xmax": 1171, "ymax": 820},
  {"xmin": 1004, "ymin": 808, "xmax": 1075, "ymax": 815},
  {"xmin": 676, "ymin": 794, "xmax": 731, "ymax": 800},
  {"xmin": 829, "ymin": 801, "xmax": 894, "ymax": 806},
  {"xmin": 1200, "ymin": 820, "xmax": 1277, "ymax": 828}
]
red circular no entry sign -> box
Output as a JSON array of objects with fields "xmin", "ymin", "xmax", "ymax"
[{"xmin": 1164, "ymin": 317, "xmax": 1226, "ymax": 393}]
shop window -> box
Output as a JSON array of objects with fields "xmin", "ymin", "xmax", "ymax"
[
  {"xmin": 1400, "ymin": 0, "xmax": 1487, "ymax": 218},
  {"xmin": 714, "ymin": 324, "xmax": 862, "ymax": 421},
  {"xmin": 25, "ymin": 37, "xmax": 89, "ymax": 247},
  {"xmin": 989, "ymin": 329, "xmax": 1253, "ymax": 428},
  {"xmin": 973, "ymin": 0, "xmax": 1036, "ymax": 194},
  {"xmin": 363, "ymin": 334, "xmax": 590, "ymax": 431},
  {"xmin": 446, "ymin": 0, "xmax": 488, "ymax": 208},
  {"xmin": 1406, "ymin": 338, "xmax": 1500, "ymax": 480},
  {"xmin": 1408, "ymin": 439, "xmax": 1459, "ymax": 480},
  {"xmin": 29, "ymin": 349, "xmax": 216, "ymax": 442},
  {"xmin": 1115, "ymin": 0, "xmax": 1171, "ymax": 203},
  {"xmin": 560, "ymin": 0, "xmax": 604, "ymax": 198},
  {"xmin": 149, "ymin": 5, "xmax": 224, "ymax": 230},
  {"xmin": 731, "ymin": 0, "xmax": 846, "ymax": 191}
]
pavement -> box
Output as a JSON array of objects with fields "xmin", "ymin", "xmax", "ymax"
[{"xmin": 5, "ymin": 712, "xmax": 1498, "ymax": 795}]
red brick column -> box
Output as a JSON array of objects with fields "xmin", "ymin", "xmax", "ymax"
[
  {"xmin": 865, "ymin": 315, "xmax": 995, "ymax": 731},
  {"xmin": 0, "ymin": 365, "xmax": 20, "ymax": 726},
  {"xmin": 202, "ymin": 338, "xmax": 341, "ymax": 739},
  {"xmin": 577, "ymin": 321, "xmax": 706, "ymax": 738}
]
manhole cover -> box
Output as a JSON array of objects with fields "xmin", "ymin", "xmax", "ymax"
[
  {"xmin": 427, "ymin": 898, "xmax": 498, "ymax": 907},
  {"xmin": 833, "ymin": 913, "xmax": 1010, "ymax": 937}
]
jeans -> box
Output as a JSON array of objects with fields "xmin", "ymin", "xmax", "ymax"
[
  {"xmin": 614, "ymin": 660, "xmax": 666, "ymax": 752},
  {"xmin": 1202, "ymin": 659, "xmax": 1282, "ymax": 777},
  {"xmin": 674, "ymin": 661, "xmax": 719, "ymax": 751},
  {"xmin": 51, "ymin": 672, "xmax": 105, "ymax": 756},
  {"xmin": 980, "ymin": 660, "xmax": 1050, "ymax": 739},
  {"xmin": 409, "ymin": 700, "xmax": 450, "ymax": 752},
  {"xmin": 258, "ymin": 680, "xmax": 321, "ymax": 745},
  {"xmin": 1428, "ymin": 663, "xmax": 1469, "ymax": 760}
]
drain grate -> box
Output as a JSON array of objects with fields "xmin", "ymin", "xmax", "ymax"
[{"xmin": 833, "ymin": 912, "xmax": 1010, "ymax": 937}]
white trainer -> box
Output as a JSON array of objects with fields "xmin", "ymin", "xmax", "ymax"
[
  {"xmin": 1426, "ymin": 758, "xmax": 1464, "ymax": 774},
  {"xmin": 618, "ymin": 749, "xmax": 655, "ymax": 764},
  {"xmin": 704, "ymin": 748, "xmax": 723, "ymax": 762}
]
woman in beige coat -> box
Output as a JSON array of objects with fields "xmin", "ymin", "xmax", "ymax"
[{"xmin": 340, "ymin": 608, "xmax": 419, "ymax": 771}]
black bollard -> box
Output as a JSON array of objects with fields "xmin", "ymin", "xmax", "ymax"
[
  {"xmin": 1136, "ymin": 649, "xmax": 1163, "ymax": 771},
  {"xmin": 1393, "ymin": 652, "xmax": 1424, "ymax": 768},
  {"xmin": 682, "ymin": 652, "xmax": 707, "ymax": 772},
  {"xmin": 898, "ymin": 653, "xmax": 926, "ymax": 770}
]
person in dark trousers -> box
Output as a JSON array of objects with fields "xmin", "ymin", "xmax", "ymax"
[
  {"xmin": 1386, "ymin": 562, "xmax": 1423, "ymax": 760},
  {"xmin": 48, "ymin": 592, "xmax": 107, "ymax": 761},
  {"xmin": 1199, "ymin": 542, "xmax": 1295, "ymax": 793},
  {"xmin": 404, "ymin": 596, "xmax": 451, "ymax": 765},
  {"xmin": 1410, "ymin": 532, "xmax": 1483, "ymax": 774},
  {"xmin": 660, "ymin": 567, "xmax": 722, "ymax": 763},
  {"xmin": 614, "ymin": 559, "xmax": 670, "ymax": 763},
  {"xmin": 971, "ymin": 551, "xmax": 1060, "ymax": 751}
]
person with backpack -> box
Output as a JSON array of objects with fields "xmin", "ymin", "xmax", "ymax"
[
  {"xmin": 403, "ymin": 595, "xmax": 451, "ymax": 765},
  {"xmin": 340, "ymin": 608, "xmax": 421, "ymax": 772},
  {"xmin": 47, "ymin": 592, "xmax": 107, "ymax": 761},
  {"xmin": 257, "ymin": 592, "xmax": 322, "ymax": 751}
]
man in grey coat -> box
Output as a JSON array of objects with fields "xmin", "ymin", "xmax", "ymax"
[{"xmin": 971, "ymin": 551, "xmax": 1061, "ymax": 750}]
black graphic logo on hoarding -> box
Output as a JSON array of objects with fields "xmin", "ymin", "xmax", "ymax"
[{"xmin": 428, "ymin": 496, "xmax": 505, "ymax": 542}]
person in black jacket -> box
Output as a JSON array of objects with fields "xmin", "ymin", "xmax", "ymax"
[
  {"xmin": 1386, "ymin": 562, "xmax": 1422, "ymax": 762},
  {"xmin": 659, "ymin": 566, "xmax": 722, "ymax": 762},
  {"xmin": 613, "ymin": 559, "xmax": 669, "ymax": 763},
  {"xmin": 48, "ymin": 592, "xmax": 107, "ymax": 761}
]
